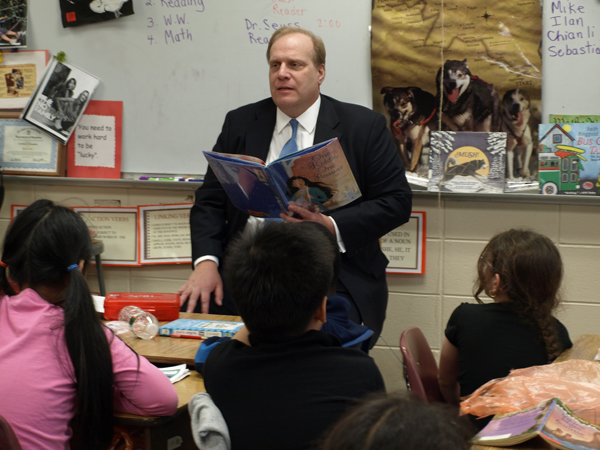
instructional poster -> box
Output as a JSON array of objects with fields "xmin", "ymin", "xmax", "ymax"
[
  {"xmin": 382, "ymin": 211, "xmax": 426, "ymax": 274},
  {"xmin": 139, "ymin": 204, "xmax": 192, "ymax": 264},
  {"xmin": 74, "ymin": 207, "xmax": 139, "ymax": 266}
]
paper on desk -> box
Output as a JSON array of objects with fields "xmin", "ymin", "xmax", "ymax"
[
  {"xmin": 160, "ymin": 364, "xmax": 191, "ymax": 383},
  {"xmin": 594, "ymin": 347, "xmax": 600, "ymax": 361}
]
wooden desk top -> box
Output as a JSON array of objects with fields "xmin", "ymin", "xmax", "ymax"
[
  {"xmin": 117, "ymin": 312, "xmax": 242, "ymax": 366},
  {"xmin": 472, "ymin": 334, "xmax": 600, "ymax": 450},
  {"xmin": 113, "ymin": 313, "xmax": 242, "ymax": 425}
]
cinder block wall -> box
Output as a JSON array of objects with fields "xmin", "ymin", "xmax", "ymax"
[{"xmin": 3, "ymin": 180, "xmax": 598, "ymax": 393}]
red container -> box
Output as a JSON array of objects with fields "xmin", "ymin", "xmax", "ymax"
[{"xmin": 103, "ymin": 293, "xmax": 180, "ymax": 321}]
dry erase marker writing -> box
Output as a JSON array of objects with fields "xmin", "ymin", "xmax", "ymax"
[{"xmin": 170, "ymin": 334, "xmax": 205, "ymax": 339}]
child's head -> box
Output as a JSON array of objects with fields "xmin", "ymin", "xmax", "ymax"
[
  {"xmin": 224, "ymin": 221, "xmax": 338, "ymax": 341},
  {"xmin": 1, "ymin": 199, "xmax": 92, "ymax": 295},
  {"xmin": 317, "ymin": 392, "xmax": 473, "ymax": 450},
  {"xmin": 475, "ymin": 229, "xmax": 564, "ymax": 360},
  {"xmin": 475, "ymin": 229, "xmax": 562, "ymax": 309}
]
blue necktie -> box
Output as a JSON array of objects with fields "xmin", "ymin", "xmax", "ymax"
[{"xmin": 280, "ymin": 119, "xmax": 299, "ymax": 157}]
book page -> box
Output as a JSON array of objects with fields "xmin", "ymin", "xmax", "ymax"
[
  {"xmin": 540, "ymin": 400, "xmax": 600, "ymax": 450},
  {"xmin": 269, "ymin": 138, "xmax": 361, "ymax": 213},
  {"xmin": 472, "ymin": 400, "xmax": 552, "ymax": 445}
]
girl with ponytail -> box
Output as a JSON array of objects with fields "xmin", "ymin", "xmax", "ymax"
[
  {"xmin": 0, "ymin": 199, "xmax": 178, "ymax": 450},
  {"xmin": 438, "ymin": 229, "xmax": 572, "ymax": 428}
]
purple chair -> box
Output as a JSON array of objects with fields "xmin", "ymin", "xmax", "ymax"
[{"xmin": 400, "ymin": 327, "xmax": 445, "ymax": 403}]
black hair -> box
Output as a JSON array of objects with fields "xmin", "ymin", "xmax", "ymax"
[
  {"xmin": 475, "ymin": 229, "xmax": 564, "ymax": 361},
  {"xmin": 223, "ymin": 221, "xmax": 337, "ymax": 341},
  {"xmin": 316, "ymin": 392, "xmax": 474, "ymax": 450},
  {"xmin": 286, "ymin": 176, "xmax": 335, "ymax": 200},
  {"xmin": 0, "ymin": 199, "xmax": 114, "ymax": 450}
]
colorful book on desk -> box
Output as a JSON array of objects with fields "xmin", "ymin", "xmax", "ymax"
[
  {"xmin": 471, "ymin": 397, "xmax": 600, "ymax": 449},
  {"xmin": 158, "ymin": 319, "xmax": 244, "ymax": 338},
  {"xmin": 203, "ymin": 137, "xmax": 361, "ymax": 219}
]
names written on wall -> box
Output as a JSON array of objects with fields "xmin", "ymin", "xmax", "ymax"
[{"xmin": 547, "ymin": 0, "xmax": 599, "ymax": 57}]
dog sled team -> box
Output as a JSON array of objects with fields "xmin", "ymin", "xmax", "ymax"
[{"xmin": 381, "ymin": 59, "xmax": 535, "ymax": 180}]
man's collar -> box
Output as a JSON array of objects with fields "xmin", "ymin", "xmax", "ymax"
[{"xmin": 275, "ymin": 96, "xmax": 321, "ymax": 134}]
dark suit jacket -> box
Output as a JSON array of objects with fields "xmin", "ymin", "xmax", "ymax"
[{"xmin": 190, "ymin": 95, "xmax": 412, "ymax": 341}]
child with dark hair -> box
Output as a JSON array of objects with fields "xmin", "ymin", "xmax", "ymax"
[
  {"xmin": 438, "ymin": 229, "xmax": 572, "ymax": 428},
  {"xmin": 316, "ymin": 392, "xmax": 474, "ymax": 450},
  {"xmin": 0, "ymin": 199, "xmax": 178, "ymax": 450},
  {"xmin": 203, "ymin": 221, "xmax": 384, "ymax": 450}
]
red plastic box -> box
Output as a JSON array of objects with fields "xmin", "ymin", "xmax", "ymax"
[{"xmin": 103, "ymin": 293, "xmax": 180, "ymax": 321}]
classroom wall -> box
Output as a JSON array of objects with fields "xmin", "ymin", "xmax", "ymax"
[{"xmin": 2, "ymin": 181, "xmax": 599, "ymax": 393}]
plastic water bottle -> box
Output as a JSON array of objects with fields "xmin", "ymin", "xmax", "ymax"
[{"xmin": 118, "ymin": 305, "xmax": 159, "ymax": 339}]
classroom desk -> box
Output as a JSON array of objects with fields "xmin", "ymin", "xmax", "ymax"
[
  {"xmin": 117, "ymin": 312, "xmax": 242, "ymax": 366},
  {"xmin": 472, "ymin": 334, "xmax": 600, "ymax": 450},
  {"xmin": 112, "ymin": 313, "xmax": 241, "ymax": 450}
]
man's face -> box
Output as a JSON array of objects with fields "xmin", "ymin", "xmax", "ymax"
[{"xmin": 269, "ymin": 33, "xmax": 325, "ymax": 118}]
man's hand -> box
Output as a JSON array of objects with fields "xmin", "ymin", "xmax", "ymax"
[
  {"xmin": 280, "ymin": 203, "xmax": 336, "ymax": 237},
  {"xmin": 177, "ymin": 260, "xmax": 223, "ymax": 313}
]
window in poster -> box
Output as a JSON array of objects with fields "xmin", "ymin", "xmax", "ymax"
[
  {"xmin": 139, "ymin": 203, "xmax": 193, "ymax": 265},
  {"xmin": 73, "ymin": 207, "xmax": 139, "ymax": 266},
  {"xmin": 0, "ymin": 50, "xmax": 48, "ymax": 110},
  {"xmin": 0, "ymin": 110, "xmax": 66, "ymax": 176},
  {"xmin": 20, "ymin": 56, "xmax": 99, "ymax": 145},
  {"xmin": 383, "ymin": 211, "xmax": 426, "ymax": 274}
]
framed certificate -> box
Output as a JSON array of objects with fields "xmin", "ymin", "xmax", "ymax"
[{"xmin": 0, "ymin": 110, "xmax": 66, "ymax": 176}]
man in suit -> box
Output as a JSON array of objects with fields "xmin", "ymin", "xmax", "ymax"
[{"xmin": 178, "ymin": 26, "xmax": 412, "ymax": 347}]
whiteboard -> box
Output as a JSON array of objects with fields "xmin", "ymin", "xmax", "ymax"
[
  {"xmin": 27, "ymin": 0, "xmax": 600, "ymax": 176},
  {"xmin": 27, "ymin": 1, "xmax": 373, "ymax": 175},
  {"xmin": 541, "ymin": 0, "xmax": 600, "ymax": 118}
]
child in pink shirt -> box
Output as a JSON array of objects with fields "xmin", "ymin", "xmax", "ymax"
[{"xmin": 0, "ymin": 200, "xmax": 178, "ymax": 450}]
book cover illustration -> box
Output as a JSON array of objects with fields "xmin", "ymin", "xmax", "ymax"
[
  {"xmin": 472, "ymin": 398, "xmax": 600, "ymax": 450},
  {"xmin": 203, "ymin": 137, "xmax": 362, "ymax": 218},
  {"xmin": 159, "ymin": 319, "xmax": 244, "ymax": 338},
  {"xmin": 21, "ymin": 56, "xmax": 100, "ymax": 145},
  {"xmin": 428, "ymin": 131, "xmax": 506, "ymax": 193},
  {"xmin": 538, "ymin": 123, "xmax": 600, "ymax": 196},
  {"xmin": 0, "ymin": 1, "xmax": 27, "ymax": 48},
  {"xmin": 60, "ymin": 0, "xmax": 134, "ymax": 28}
]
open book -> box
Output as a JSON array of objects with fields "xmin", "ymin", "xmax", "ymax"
[
  {"xmin": 471, "ymin": 398, "xmax": 600, "ymax": 449},
  {"xmin": 203, "ymin": 138, "xmax": 361, "ymax": 218}
]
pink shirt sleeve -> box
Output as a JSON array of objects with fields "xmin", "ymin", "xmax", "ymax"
[{"xmin": 107, "ymin": 330, "xmax": 179, "ymax": 416}]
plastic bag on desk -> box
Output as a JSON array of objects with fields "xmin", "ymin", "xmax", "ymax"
[{"xmin": 460, "ymin": 360, "xmax": 600, "ymax": 420}]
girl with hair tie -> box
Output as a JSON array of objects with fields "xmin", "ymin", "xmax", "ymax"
[{"xmin": 0, "ymin": 199, "xmax": 178, "ymax": 450}]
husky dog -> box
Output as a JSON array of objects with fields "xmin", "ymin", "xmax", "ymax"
[
  {"xmin": 436, "ymin": 59, "xmax": 500, "ymax": 132},
  {"xmin": 381, "ymin": 86, "xmax": 437, "ymax": 172},
  {"xmin": 501, "ymin": 89, "xmax": 533, "ymax": 179}
]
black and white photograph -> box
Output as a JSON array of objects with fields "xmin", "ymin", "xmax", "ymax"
[
  {"xmin": 0, "ymin": 0, "xmax": 27, "ymax": 48},
  {"xmin": 21, "ymin": 56, "xmax": 99, "ymax": 145}
]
